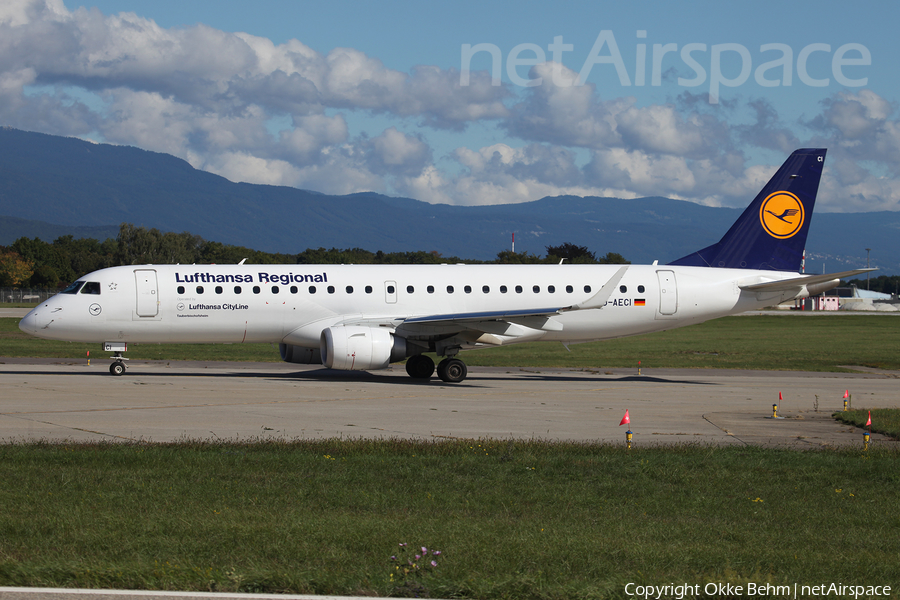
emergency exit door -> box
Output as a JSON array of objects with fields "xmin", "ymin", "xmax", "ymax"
[{"xmin": 384, "ymin": 280, "xmax": 398, "ymax": 304}]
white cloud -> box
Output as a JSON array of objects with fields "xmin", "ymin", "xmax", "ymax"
[
  {"xmin": 615, "ymin": 105, "xmax": 728, "ymax": 157},
  {"xmin": 205, "ymin": 151, "xmax": 302, "ymax": 187},
  {"xmin": 504, "ymin": 62, "xmax": 624, "ymax": 148},
  {"xmin": 278, "ymin": 114, "xmax": 349, "ymax": 162},
  {"xmin": 585, "ymin": 148, "xmax": 697, "ymax": 198},
  {"xmin": 365, "ymin": 127, "xmax": 431, "ymax": 175}
]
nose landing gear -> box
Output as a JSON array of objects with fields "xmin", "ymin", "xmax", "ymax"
[{"xmin": 104, "ymin": 342, "xmax": 129, "ymax": 376}]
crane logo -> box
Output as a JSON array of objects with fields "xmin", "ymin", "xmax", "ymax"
[{"xmin": 760, "ymin": 191, "xmax": 804, "ymax": 239}]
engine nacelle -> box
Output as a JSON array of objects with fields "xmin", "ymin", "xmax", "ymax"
[
  {"xmin": 320, "ymin": 326, "xmax": 407, "ymax": 371},
  {"xmin": 279, "ymin": 343, "xmax": 322, "ymax": 364}
]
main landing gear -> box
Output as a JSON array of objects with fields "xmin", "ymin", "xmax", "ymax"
[
  {"xmin": 437, "ymin": 357, "xmax": 467, "ymax": 383},
  {"xmin": 405, "ymin": 355, "xmax": 468, "ymax": 383}
]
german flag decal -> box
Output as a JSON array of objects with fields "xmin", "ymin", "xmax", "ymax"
[{"xmin": 634, "ymin": 299, "xmax": 646, "ymax": 306}]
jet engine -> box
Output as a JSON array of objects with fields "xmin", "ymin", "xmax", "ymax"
[
  {"xmin": 279, "ymin": 343, "xmax": 322, "ymax": 364},
  {"xmin": 320, "ymin": 326, "xmax": 407, "ymax": 370}
]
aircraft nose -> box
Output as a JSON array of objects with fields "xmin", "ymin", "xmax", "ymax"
[{"xmin": 19, "ymin": 308, "xmax": 37, "ymax": 334}]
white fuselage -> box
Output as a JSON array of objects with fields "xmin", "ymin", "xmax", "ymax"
[{"xmin": 19, "ymin": 263, "xmax": 793, "ymax": 349}]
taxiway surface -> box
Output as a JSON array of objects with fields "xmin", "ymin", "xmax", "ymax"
[{"xmin": 1, "ymin": 358, "xmax": 897, "ymax": 448}]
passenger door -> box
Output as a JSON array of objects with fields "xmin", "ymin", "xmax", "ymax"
[
  {"xmin": 656, "ymin": 270, "xmax": 677, "ymax": 316},
  {"xmin": 134, "ymin": 269, "xmax": 159, "ymax": 317}
]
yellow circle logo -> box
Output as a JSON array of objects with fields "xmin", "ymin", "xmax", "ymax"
[{"xmin": 760, "ymin": 191, "xmax": 804, "ymax": 239}]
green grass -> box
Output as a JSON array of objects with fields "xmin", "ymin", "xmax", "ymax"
[
  {"xmin": 0, "ymin": 440, "xmax": 898, "ymax": 598},
  {"xmin": 834, "ymin": 409, "xmax": 900, "ymax": 439},
  {"xmin": 4, "ymin": 314, "xmax": 900, "ymax": 371}
]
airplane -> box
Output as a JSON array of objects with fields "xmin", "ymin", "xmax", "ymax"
[{"xmin": 19, "ymin": 148, "xmax": 874, "ymax": 382}]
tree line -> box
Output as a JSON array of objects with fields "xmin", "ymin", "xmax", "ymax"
[{"xmin": 0, "ymin": 225, "xmax": 629, "ymax": 288}]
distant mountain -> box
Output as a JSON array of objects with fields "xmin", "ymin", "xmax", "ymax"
[{"xmin": 1, "ymin": 127, "xmax": 898, "ymax": 274}]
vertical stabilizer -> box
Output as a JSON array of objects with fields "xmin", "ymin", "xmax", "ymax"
[{"xmin": 669, "ymin": 149, "xmax": 826, "ymax": 271}]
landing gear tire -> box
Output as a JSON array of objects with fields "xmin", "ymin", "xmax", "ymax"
[
  {"xmin": 437, "ymin": 358, "xmax": 467, "ymax": 383},
  {"xmin": 109, "ymin": 361, "xmax": 126, "ymax": 376},
  {"xmin": 405, "ymin": 354, "xmax": 435, "ymax": 379}
]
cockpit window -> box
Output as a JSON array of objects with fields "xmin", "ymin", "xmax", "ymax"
[
  {"xmin": 80, "ymin": 282, "xmax": 102, "ymax": 295},
  {"xmin": 61, "ymin": 281, "xmax": 85, "ymax": 294}
]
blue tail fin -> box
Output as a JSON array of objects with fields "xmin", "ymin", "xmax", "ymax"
[{"xmin": 669, "ymin": 149, "xmax": 826, "ymax": 271}]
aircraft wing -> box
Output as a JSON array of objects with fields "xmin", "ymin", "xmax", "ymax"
[
  {"xmin": 403, "ymin": 307, "xmax": 563, "ymax": 324},
  {"xmin": 739, "ymin": 268, "xmax": 876, "ymax": 292}
]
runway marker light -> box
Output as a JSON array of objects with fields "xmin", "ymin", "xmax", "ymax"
[
  {"xmin": 772, "ymin": 403, "xmax": 778, "ymax": 418},
  {"xmin": 638, "ymin": 360, "xmax": 641, "ymax": 376},
  {"xmin": 618, "ymin": 409, "xmax": 632, "ymax": 448},
  {"xmin": 863, "ymin": 431, "xmax": 870, "ymax": 451},
  {"xmin": 86, "ymin": 350, "xmax": 90, "ymax": 366},
  {"xmin": 843, "ymin": 389, "xmax": 850, "ymax": 411}
]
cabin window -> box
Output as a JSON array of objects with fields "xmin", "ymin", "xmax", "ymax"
[
  {"xmin": 515, "ymin": 285, "xmax": 523, "ymax": 293},
  {"xmin": 619, "ymin": 285, "xmax": 627, "ymax": 293},
  {"xmin": 407, "ymin": 285, "xmax": 414, "ymax": 294},
  {"xmin": 482, "ymin": 285, "xmax": 490, "ymax": 293},
  {"xmin": 548, "ymin": 285, "xmax": 555, "ymax": 293},
  {"xmin": 272, "ymin": 286, "xmax": 279, "ymax": 294},
  {"xmin": 309, "ymin": 286, "xmax": 316, "ymax": 294},
  {"xmin": 196, "ymin": 286, "xmax": 204, "ymax": 294},
  {"xmin": 253, "ymin": 286, "xmax": 261, "ymax": 294},
  {"xmin": 464, "ymin": 285, "xmax": 472, "ymax": 294},
  {"xmin": 80, "ymin": 282, "xmax": 101, "ymax": 295},
  {"xmin": 447, "ymin": 285, "xmax": 454, "ymax": 293},
  {"xmin": 366, "ymin": 286, "xmax": 373, "ymax": 294},
  {"xmin": 234, "ymin": 286, "xmax": 242, "ymax": 294},
  {"xmin": 215, "ymin": 286, "xmax": 223, "ymax": 294},
  {"xmin": 500, "ymin": 285, "xmax": 507, "ymax": 293},
  {"xmin": 566, "ymin": 285, "xmax": 573, "ymax": 293},
  {"xmin": 638, "ymin": 285, "xmax": 645, "ymax": 293},
  {"xmin": 387, "ymin": 285, "xmax": 395, "ymax": 294},
  {"xmin": 533, "ymin": 285, "xmax": 540, "ymax": 293},
  {"xmin": 427, "ymin": 285, "xmax": 435, "ymax": 294},
  {"xmin": 177, "ymin": 286, "xmax": 185, "ymax": 294},
  {"xmin": 61, "ymin": 281, "xmax": 85, "ymax": 294},
  {"xmin": 290, "ymin": 286, "xmax": 298, "ymax": 294},
  {"xmin": 584, "ymin": 285, "xmax": 592, "ymax": 293},
  {"xmin": 327, "ymin": 286, "xmax": 335, "ymax": 294}
]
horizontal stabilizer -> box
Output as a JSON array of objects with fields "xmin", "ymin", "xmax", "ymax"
[{"xmin": 739, "ymin": 268, "xmax": 876, "ymax": 293}]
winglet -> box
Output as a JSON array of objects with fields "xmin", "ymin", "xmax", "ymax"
[{"xmin": 565, "ymin": 266, "xmax": 629, "ymax": 311}]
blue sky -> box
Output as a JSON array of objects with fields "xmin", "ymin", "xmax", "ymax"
[{"xmin": 2, "ymin": 0, "xmax": 899, "ymax": 212}]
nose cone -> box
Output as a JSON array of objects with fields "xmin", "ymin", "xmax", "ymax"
[{"xmin": 19, "ymin": 307, "xmax": 38, "ymax": 334}]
